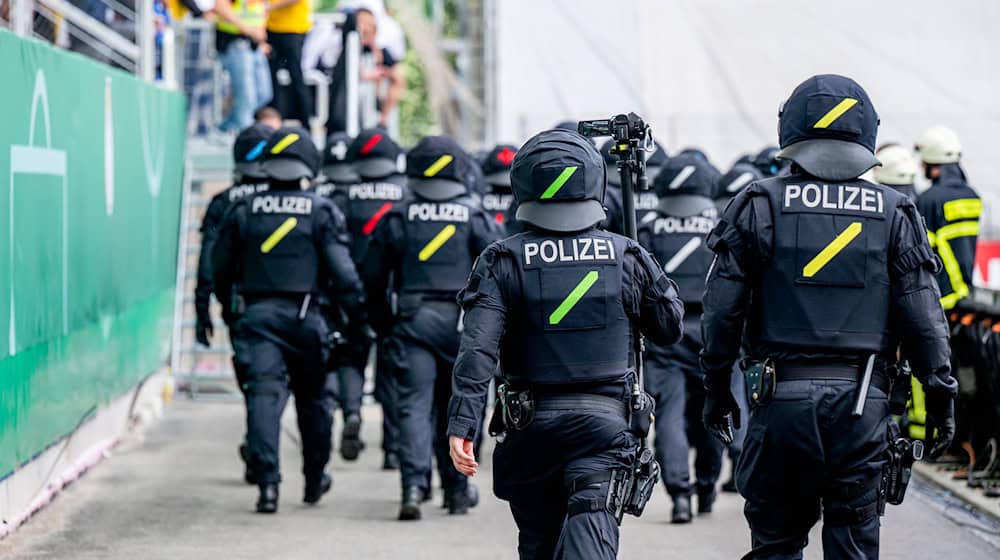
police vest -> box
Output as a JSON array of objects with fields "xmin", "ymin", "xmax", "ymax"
[
  {"xmin": 639, "ymin": 204, "xmax": 717, "ymax": 305},
  {"xmin": 241, "ymin": 191, "xmax": 321, "ymax": 295},
  {"xmin": 217, "ymin": 0, "xmax": 266, "ymax": 35},
  {"xmin": 340, "ymin": 176, "xmax": 408, "ymax": 263},
  {"xmin": 500, "ymin": 230, "xmax": 632, "ymax": 385},
  {"xmin": 754, "ymin": 178, "xmax": 903, "ymax": 352},
  {"xmin": 398, "ymin": 196, "xmax": 478, "ymax": 297}
]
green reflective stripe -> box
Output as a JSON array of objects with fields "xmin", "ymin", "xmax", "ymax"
[
  {"xmin": 548, "ymin": 270, "xmax": 599, "ymax": 325},
  {"xmin": 540, "ymin": 166, "xmax": 578, "ymax": 199}
]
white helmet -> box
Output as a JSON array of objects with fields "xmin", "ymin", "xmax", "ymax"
[
  {"xmin": 915, "ymin": 126, "xmax": 961, "ymax": 164},
  {"xmin": 874, "ymin": 145, "xmax": 919, "ymax": 186}
]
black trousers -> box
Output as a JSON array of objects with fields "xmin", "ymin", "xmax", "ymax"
[
  {"xmin": 737, "ymin": 378, "xmax": 890, "ymax": 559},
  {"xmin": 267, "ymin": 31, "xmax": 312, "ymax": 126},
  {"xmin": 232, "ymin": 298, "xmax": 331, "ymax": 485}
]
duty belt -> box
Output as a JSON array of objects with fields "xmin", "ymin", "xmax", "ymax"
[
  {"xmin": 775, "ymin": 362, "xmax": 890, "ymax": 395},
  {"xmin": 534, "ymin": 393, "xmax": 629, "ymax": 420}
]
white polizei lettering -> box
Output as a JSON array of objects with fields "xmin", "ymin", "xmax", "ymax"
[
  {"xmin": 557, "ymin": 239, "xmax": 573, "ymax": 262},
  {"xmin": 524, "ymin": 242, "xmax": 539, "ymax": 265},
  {"xmin": 821, "ymin": 184, "xmax": 837, "ymax": 209},
  {"xmin": 594, "ymin": 238, "xmax": 611, "ymax": 260},
  {"xmin": 540, "ymin": 240, "xmax": 558, "ymax": 262},
  {"xmin": 653, "ymin": 216, "xmax": 715, "ymax": 235},
  {"xmin": 727, "ymin": 172, "xmax": 755, "ymax": 193},
  {"xmin": 843, "ymin": 186, "xmax": 860, "ymax": 210},
  {"xmin": 350, "ymin": 182, "xmax": 404, "ymax": 200},
  {"xmin": 802, "ymin": 184, "xmax": 821, "ymax": 207},
  {"xmin": 251, "ymin": 195, "xmax": 312, "ymax": 215},
  {"xmin": 523, "ymin": 238, "xmax": 616, "ymax": 266},
  {"xmin": 407, "ymin": 203, "xmax": 470, "ymax": 222},
  {"xmin": 635, "ymin": 192, "xmax": 659, "ymax": 210},
  {"xmin": 578, "ymin": 237, "xmax": 593, "ymax": 260},
  {"xmin": 878, "ymin": 190, "xmax": 884, "ymax": 213},
  {"xmin": 669, "ymin": 165, "xmax": 696, "ymax": 190},
  {"xmin": 664, "ymin": 237, "xmax": 702, "ymax": 273},
  {"xmin": 784, "ymin": 184, "xmax": 802, "ymax": 207},
  {"xmin": 861, "ymin": 188, "xmax": 877, "ymax": 213}
]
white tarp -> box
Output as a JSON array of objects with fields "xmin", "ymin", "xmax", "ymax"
[{"xmin": 494, "ymin": 0, "xmax": 999, "ymax": 235}]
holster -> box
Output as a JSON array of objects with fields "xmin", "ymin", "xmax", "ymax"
[
  {"xmin": 628, "ymin": 391, "xmax": 655, "ymax": 438},
  {"xmin": 497, "ymin": 384, "xmax": 535, "ymax": 431},
  {"xmin": 743, "ymin": 358, "xmax": 775, "ymax": 406},
  {"xmin": 623, "ymin": 447, "xmax": 660, "ymax": 519},
  {"xmin": 881, "ymin": 420, "xmax": 923, "ymax": 508}
]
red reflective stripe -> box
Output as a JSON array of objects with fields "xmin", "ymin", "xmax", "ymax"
[
  {"xmin": 360, "ymin": 133, "xmax": 383, "ymax": 155},
  {"xmin": 362, "ymin": 202, "xmax": 393, "ymax": 235}
]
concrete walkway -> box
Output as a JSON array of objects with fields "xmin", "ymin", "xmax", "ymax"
[{"xmin": 2, "ymin": 400, "xmax": 998, "ymax": 559}]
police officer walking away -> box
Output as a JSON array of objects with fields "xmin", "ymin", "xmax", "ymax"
[
  {"xmin": 638, "ymin": 153, "xmax": 724, "ymax": 523},
  {"xmin": 447, "ymin": 128, "xmax": 684, "ymax": 559},
  {"xmin": 213, "ymin": 126, "xmax": 368, "ymax": 513},
  {"xmin": 480, "ymin": 143, "xmax": 518, "ymax": 227},
  {"xmin": 362, "ymin": 135, "xmax": 500, "ymax": 520},
  {"xmin": 701, "ymin": 75, "xmax": 957, "ymax": 558}
]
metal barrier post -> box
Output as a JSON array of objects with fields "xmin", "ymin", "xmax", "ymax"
[
  {"xmin": 136, "ymin": 0, "xmax": 155, "ymax": 81},
  {"xmin": 11, "ymin": 0, "xmax": 34, "ymax": 36},
  {"xmin": 160, "ymin": 27, "xmax": 178, "ymax": 90},
  {"xmin": 345, "ymin": 29, "xmax": 360, "ymax": 137}
]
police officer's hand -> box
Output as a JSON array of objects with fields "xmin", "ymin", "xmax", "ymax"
[
  {"xmin": 703, "ymin": 389, "xmax": 741, "ymax": 446},
  {"xmin": 924, "ymin": 391, "xmax": 956, "ymax": 460},
  {"xmin": 449, "ymin": 436, "xmax": 478, "ymax": 477},
  {"xmin": 195, "ymin": 313, "xmax": 213, "ymax": 347}
]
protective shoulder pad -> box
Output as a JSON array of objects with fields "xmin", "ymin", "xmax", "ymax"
[
  {"xmin": 706, "ymin": 184, "xmax": 765, "ymax": 254},
  {"xmin": 894, "ymin": 199, "xmax": 942, "ymax": 275},
  {"xmin": 625, "ymin": 243, "xmax": 672, "ymax": 298},
  {"xmin": 459, "ymin": 241, "xmax": 513, "ymax": 307}
]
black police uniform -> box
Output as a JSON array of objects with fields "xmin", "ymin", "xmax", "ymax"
[
  {"xmin": 318, "ymin": 129, "xmax": 409, "ymax": 464},
  {"xmin": 638, "ymin": 153, "xmax": 724, "ymax": 519},
  {"xmin": 701, "ymin": 75, "xmax": 957, "ymax": 559},
  {"xmin": 362, "ymin": 136, "xmax": 501, "ymax": 519},
  {"xmin": 481, "ymin": 144, "xmax": 518, "ymax": 227},
  {"xmin": 213, "ymin": 127, "xmax": 368, "ymax": 512},
  {"xmin": 448, "ymin": 129, "xmax": 685, "ymax": 559}
]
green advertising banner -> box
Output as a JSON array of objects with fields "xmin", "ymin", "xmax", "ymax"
[{"xmin": 0, "ymin": 31, "xmax": 186, "ymax": 478}]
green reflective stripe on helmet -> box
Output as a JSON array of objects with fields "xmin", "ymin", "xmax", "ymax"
[
  {"xmin": 548, "ymin": 270, "xmax": 598, "ymax": 325},
  {"xmin": 540, "ymin": 166, "xmax": 578, "ymax": 199}
]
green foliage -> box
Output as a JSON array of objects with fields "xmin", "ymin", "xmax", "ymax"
[
  {"xmin": 398, "ymin": 46, "xmax": 437, "ymax": 146},
  {"xmin": 315, "ymin": 0, "xmax": 340, "ymax": 13}
]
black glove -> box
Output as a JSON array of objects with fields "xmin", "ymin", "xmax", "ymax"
[
  {"xmin": 195, "ymin": 312, "xmax": 213, "ymax": 347},
  {"xmin": 703, "ymin": 386, "xmax": 742, "ymax": 446},
  {"xmin": 924, "ymin": 390, "xmax": 956, "ymax": 460}
]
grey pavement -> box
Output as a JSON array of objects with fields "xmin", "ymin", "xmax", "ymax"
[{"xmin": 2, "ymin": 399, "xmax": 998, "ymax": 559}]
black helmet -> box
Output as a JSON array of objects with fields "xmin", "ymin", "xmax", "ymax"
[
  {"xmin": 405, "ymin": 135, "xmax": 470, "ymax": 201},
  {"xmin": 233, "ymin": 123, "xmax": 275, "ymax": 179},
  {"xmin": 511, "ymin": 129, "xmax": 606, "ymax": 232},
  {"xmin": 777, "ymin": 74, "xmax": 880, "ymax": 181},
  {"xmin": 599, "ymin": 139, "xmax": 669, "ymax": 188},
  {"xmin": 261, "ymin": 126, "xmax": 321, "ymax": 181},
  {"xmin": 348, "ymin": 128, "xmax": 402, "ymax": 179},
  {"xmin": 752, "ymin": 146, "xmax": 782, "ymax": 177},
  {"xmin": 715, "ymin": 162, "xmax": 763, "ymax": 200},
  {"xmin": 653, "ymin": 153, "xmax": 719, "ymax": 216},
  {"xmin": 481, "ymin": 144, "xmax": 518, "ymax": 188},
  {"xmin": 322, "ymin": 131, "xmax": 359, "ymax": 184}
]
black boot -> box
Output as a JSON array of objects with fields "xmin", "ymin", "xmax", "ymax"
[
  {"xmin": 399, "ymin": 486, "xmax": 423, "ymax": 521},
  {"xmin": 446, "ymin": 487, "xmax": 470, "ymax": 515},
  {"xmin": 239, "ymin": 443, "xmax": 257, "ymax": 485},
  {"xmin": 303, "ymin": 473, "xmax": 332, "ymax": 504},
  {"xmin": 383, "ymin": 451, "xmax": 400, "ymax": 471},
  {"xmin": 721, "ymin": 476, "xmax": 738, "ymax": 493},
  {"xmin": 340, "ymin": 414, "xmax": 364, "ymax": 461},
  {"xmin": 671, "ymin": 494, "xmax": 692, "ymax": 524},
  {"xmin": 697, "ymin": 487, "xmax": 717, "ymax": 515},
  {"xmin": 256, "ymin": 483, "xmax": 279, "ymax": 514}
]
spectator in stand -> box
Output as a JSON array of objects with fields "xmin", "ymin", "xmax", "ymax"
[
  {"xmin": 216, "ymin": 0, "xmax": 273, "ymax": 132},
  {"xmin": 266, "ymin": 0, "xmax": 313, "ymax": 127}
]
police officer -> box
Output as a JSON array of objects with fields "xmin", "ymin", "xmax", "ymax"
[
  {"xmin": 314, "ymin": 131, "xmax": 359, "ymax": 198},
  {"xmin": 701, "ymin": 75, "xmax": 957, "ymax": 558},
  {"xmin": 480, "ymin": 143, "xmax": 518, "ymax": 226},
  {"xmin": 362, "ymin": 135, "xmax": 500, "ymax": 520},
  {"xmin": 194, "ymin": 122, "xmax": 273, "ymax": 483},
  {"xmin": 873, "ymin": 144, "xmax": 919, "ymax": 201},
  {"xmin": 447, "ymin": 129, "xmax": 685, "ymax": 559},
  {"xmin": 212, "ymin": 126, "xmax": 369, "ymax": 513},
  {"xmin": 322, "ymin": 128, "xmax": 408, "ymax": 467},
  {"xmin": 715, "ymin": 161, "xmax": 763, "ymax": 208},
  {"xmin": 638, "ymin": 153, "xmax": 724, "ymax": 523}
]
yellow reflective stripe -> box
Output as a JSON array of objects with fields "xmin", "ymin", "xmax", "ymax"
[
  {"xmin": 936, "ymin": 220, "xmax": 979, "ymax": 240},
  {"xmin": 802, "ymin": 222, "xmax": 862, "ymax": 278},
  {"xmin": 943, "ymin": 198, "xmax": 982, "ymax": 222},
  {"xmin": 270, "ymin": 133, "xmax": 300, "ymax": 154},
  {"xmin": 418, "ymin": 224, "xmax": 456, "ymax": 261},
  {"xmin": 933, "ymin": 219, "xmax": 979, "ymax": 308},
  {"xmin": 423, "ymin": 155, "xmax": 454, "ymax": 177},
  {"xmin": 926, "ymin": 230, "xmax": 936, "ymax": 248},
  {"xmin": 939, "ymin": 290, "xmax": 966, "ymax": 310},
  {"xmin": 260, "ymin": 217, "xmax": 298, "ymax": 253},
  {"xmin": 813, "ymin": 98, "xmax": 858, "ymax": 129},
  {"xmin": 908, "ymin": 376, "xmax": 926, "ymax": 439}
]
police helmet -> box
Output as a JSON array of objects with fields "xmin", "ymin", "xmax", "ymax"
[
  {"xmin": 322, "ymin": 131, "xmax": 360, "ymax": 184},
  {"xmin": 715, "ymin": 162, "xmax": 763, "ymax": 200},
  {"xmin": 348, "ymin": 128, "xmax": 402, "ymax": 179},
  {"xmin": 777, "ymin": 74, "xmax": 880, "ymax": 182},
  {"xmin": 915, "ymin": 125, "xmax": 961, "ymax": 164},
  {"xmin": 554, "ymin": 120, "xmax": 597, "ymax": 145},
  {"xmin": 752, "ymin": 146, "xmax": 783, "ymax": 177},
  {"xmin": 599, "ymin": 139, "xmax": 669, "ymax": 188},
  {"xmin": 874, "ymin": 144, "xmax": 920, "ymax": 186},
  {"xmin": 406, "ymin": 136, "xmax": 470, "ymax": 201},
  {"xmin": 233, "ymin": 123, "xmax": 275, "ymax": 179},
  {"xmin": 260, "ymin": 126, "xmax": 321, "ymax": 181},
  {"xmin": 678, "ymin": 147, "xmax": 710, "ymax": 163},
  {"xmin": 512, "ymin": 128, "xmax": 606, "ymax": 232},
  {"xmin": 653, "ymin": 153, "xmax": 719, "ymax": 216},
  {"xmin": 481, "ymin": 144, "xmax": 518, "ymax": 188}
]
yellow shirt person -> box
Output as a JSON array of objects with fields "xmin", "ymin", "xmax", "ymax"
[{"xmin": 266, "ymin": 0, "xmax": 312, "ymax": 35}]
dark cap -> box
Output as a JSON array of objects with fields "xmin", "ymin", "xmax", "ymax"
[
  {"xmin": 653, "ymin": 153, "xmax": 720, "ymax": 216},
  {"xmin": 777, "ymin": 74, "xmax": 880, "ymax": 181},
  {"xmin": 481, "ymin": 144, "xmax": 518, "ymax": 187},
  {"xmin": 715, "ymin": 162, "xmax": 763, "ymax": 200},
  {"xmin": 406, "ymin": 135, "xmax": 470, "ymax": 201},
  {"xmin": 261, "ymin": 126, "xmax": 321, "ymax": 181},
  {"xmin": 600, "ymin": 139, "xmax": 669, "ymax": 187},
  {"xmin": 511, "ymin": 129, "xmax": 606, "ymax": 232},
  {"xmin": 323, "ymin": 131, "xmax": 360, "ymax": 184},
  {"xmin": 347, "ymin": 128, "xmax": 402, "ymax": 179},
  {"xmin": 233, "ymin": 123, "xmax": 275, "ymax": 178}
]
